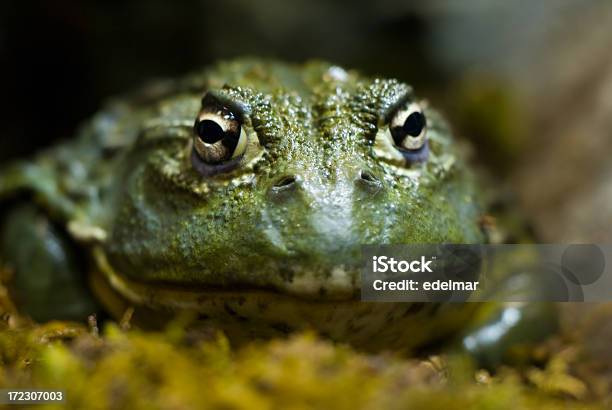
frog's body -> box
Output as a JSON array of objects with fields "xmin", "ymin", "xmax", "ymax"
[{"xmin": 0, "ymin": 60, "xmax": 554, "ymax": 358}]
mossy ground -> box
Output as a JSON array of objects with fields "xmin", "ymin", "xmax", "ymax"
[{"xmin": 0, "ymin": 284, "xmax": 609, "ymax": 409}]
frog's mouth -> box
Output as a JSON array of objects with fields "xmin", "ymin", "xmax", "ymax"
[
  {"xmin": 91, "ymin": 246, "xmax": 361, "ymax": 313},
  {"xmin": 91, "ymin": 246, "xmax": 477, "ymax": 353}
]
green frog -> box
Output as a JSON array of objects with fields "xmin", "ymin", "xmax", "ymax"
[{"xmin": 0, "ymin": 59, "xmax": 556, "ymax": 366}]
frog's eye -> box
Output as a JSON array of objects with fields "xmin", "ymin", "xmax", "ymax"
[
  {"xmin": 388, "ymin": 102, "xmax": 427, "ymax": 153},
  {"xmin": 191, "ymin": 99, "xmax": 249, "ymax": 176},
  {"xmin": 193, "ymin": 112, "xmax": 247, "ymax": 164}
]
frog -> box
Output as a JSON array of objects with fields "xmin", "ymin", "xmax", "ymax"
[{"xmin": 0, "ymin": 59, "xmax": 556, "ymax": 365}]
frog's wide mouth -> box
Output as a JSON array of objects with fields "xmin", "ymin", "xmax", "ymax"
[
  {"xmin": 93, "ymin": 247, "xmax": 361, "ymax": 310},
  {"xmin": 90, "ymin": 248, "xmax": 474, "ymax": 353}
]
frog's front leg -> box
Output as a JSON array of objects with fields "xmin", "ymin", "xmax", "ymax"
[
  {"xmin": 0, "ymin": 203, "xmax": 101, "ymax": 321},
  {"xmin": 458, "ymin": 302, "xmax": 558, "ymax": 369}
]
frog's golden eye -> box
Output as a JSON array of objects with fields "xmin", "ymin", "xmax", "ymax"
[
  {"xmin": 191, "ymin": 96, "xmax": 249, "ymax": 176},
  {"xmin": 389, "ymin": 102, "xmax": 427, "ymax": 152},
  {"xmin": 193, "ymin": 112, "xmax": 247, "ymax": 164},
  {"xmin": 373, "ymin": 101, "xmax": 429, "ymax": 165}
]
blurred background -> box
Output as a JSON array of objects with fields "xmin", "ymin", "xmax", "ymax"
[{"xmin": 1, "ymin": 0, "xmax": 611, "ymax": 242}]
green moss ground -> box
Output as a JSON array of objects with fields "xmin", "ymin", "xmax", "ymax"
[{"xmin": 0, "ymin": 283, "xmax": 609, "ymax": 409}]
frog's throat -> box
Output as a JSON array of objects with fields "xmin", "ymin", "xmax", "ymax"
[{"xmin": 90, "ymin": 246, "xmax": 357, "ymax": 312}]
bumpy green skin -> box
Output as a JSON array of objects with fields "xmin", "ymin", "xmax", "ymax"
[
  {"xmin": 0, "ymin": 59, "xmax": 491, "ymax": 350},
  {"xmin": 123, "ymin": 61, "xmax": 483, "ymax": 290}
]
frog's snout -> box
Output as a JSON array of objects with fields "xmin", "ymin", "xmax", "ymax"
[
  {"xmin": 266, "ymin": 168, "xmax": 383, "ymax": 201},
  {"xmin": 261, "ymin": 165, "xmax": 389, "ymax": 265}
]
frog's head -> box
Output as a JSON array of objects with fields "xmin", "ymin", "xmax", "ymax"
[{"xmin": 104, "ymin": 60, "xmax": 485, "ymax": 299}]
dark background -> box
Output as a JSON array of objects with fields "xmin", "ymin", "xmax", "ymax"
[{"xmin": 0, "ymin": 0, "xmax": 448, "ymax": 162}]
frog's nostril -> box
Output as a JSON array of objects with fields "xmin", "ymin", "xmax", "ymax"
[
  {"xmin": 268, "ymin": 175, "xmax": 300, "ymax": 200},
  {"xmin": 356, "ymin": 169, "xmax": 383, "ymax": 192},
  {"xmin": 272, "ymin": 175, "xmax": 298, "ymax": 190},
  {"xmin": 359, "ymin": 170, "xmax": 380, "ymax": 184}
]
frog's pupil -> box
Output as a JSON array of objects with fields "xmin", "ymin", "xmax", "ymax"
[
  {"xmin": 221, "ymin": 128, "xmax": 240, "ymax": 153},
  {"xmin": 196, "ymin": 120, "xmax": 224, "ymax": 144},
  {"xmin": 403, "ymin": 112, "xmax": 426, "ymax": 137}
]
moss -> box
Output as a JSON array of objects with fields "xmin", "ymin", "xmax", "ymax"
[
  {"xmin": 0, "ymin": 315, "xmax": 605, "ymax": 410},
  {"xmin": 0, "ymin": 273, "xmax": 607, "ymax": 409}
]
